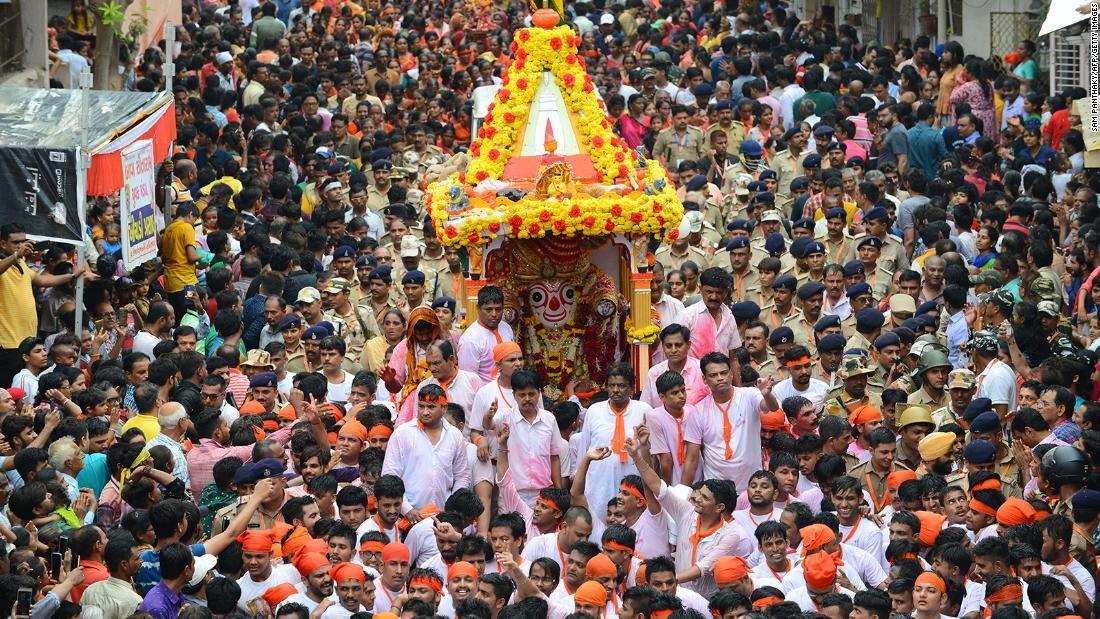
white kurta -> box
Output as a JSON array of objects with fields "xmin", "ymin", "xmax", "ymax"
[
  {"xmin": 381, "ymin": 419, "xmax": 471, "ymax": 508},
  {"xmin": 578, "ymin": 400, "xmax": 651, "ymax": 523},
  {"xmin": 683, "ymin": 388, "xmax": 764, "ymax": 496},
  {"xmin": 457, "ymin": 320, "xmax": 514, "ymax": 381}
]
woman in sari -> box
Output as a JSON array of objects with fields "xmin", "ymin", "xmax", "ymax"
[
  {"xmin": 362, "ymin": 308, "xmax": 407, "ymax": 372},
  {"xmin": 379, "ymin": 307, "xmax": 441, "ymax": 410}
]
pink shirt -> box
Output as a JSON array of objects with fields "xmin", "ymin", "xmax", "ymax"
[
  {"xmin": 496, "ymin": 468, "xmax": 543, "ymax": 540},
  {"xmin": 457, "ymin": 320, "xmax": 514, "ymax": 381},
  {"xmin": 186, "ymin": 424, "xmax": 294, "ymax": 493},
  {"xmin": 497, "ymin": 407, "xmax": 562, "ymax": 504},
  {"xmin": 639, "ymin": 358, "xmax": 709, "ymax": 409},
  {"xmin": 677, "ymin": 302, "xmax": 742, "ymax": 360},
  {"xmin": 646, "ymin": 404, "xmax": 700, "ymax": 486}
]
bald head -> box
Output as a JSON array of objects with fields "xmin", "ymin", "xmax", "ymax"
[
  {"xmin": 157, "ymin": 402, "xmax": 188, "ymax": 429},
  {"xmin": 175, "ymin": 159, "xmax": 197, "ymax": 183}
]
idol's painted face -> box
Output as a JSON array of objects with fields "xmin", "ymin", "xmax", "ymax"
[{"xmin": 529, "ymin": 280, "xmax": 577, "ymax": 327}]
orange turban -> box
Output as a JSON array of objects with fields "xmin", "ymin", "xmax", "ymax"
[
  {"xmin": 262, "ymin": 582, "xmax": 298, "ymax": 607},
  {"xmin": 713, "ymin": 556, "xmax": 750, "ymax": 586},
  {"xmin": 300, "ymin": 538, "xmax": 330, "ymax": 556},
  {"xmin": 799, "ymin": 524, "xmax": 836, "ymax": 556},
  {"xmin": 448, "ymin": 561, "xmax": 479, "ymax": 582},
  {"xmin": 493, "ymin": 341, "xmax": 522, "ymax": 362},
  {"xmin": 237, "ymin": 530, "xmax": 275, "ymax": 553},
  {"xmin": 970, "ymin": 478, "xmax": 1002, "ymax": 494},
  {"xmin": 887, "ymin": 470, "xmax": 918, "ymax": 489},
  {"xmin": 375, "ymin": 614, "xmax": 400, "ymax": 619},
  {"xmin": 240, "ymin": 401, "xmax": 266, "ymax": 415},
  {"xmin": 585, "ymin": 553, "xmax": 618, "ymax": 578},
  {"xmin": 277, "ymin": 525, "xmax": 312, "ymax": 559},
  {"xmin": 339, "ymin": 418, "xmax": 369, "ymax": 442},
  {"xmin": 970, "ymin": 497, "xmax": 998, "ymax": 517},
  {"xmin": 369, "ymin": 424, "xmax": 393, "ymax": 438},
  {"xmin": 760, "ymin": 409, "xmax": 790, "ymax": 431},
  {"xmin": 330, "ymin": 562, "xmax": 368, "ymax": 584},
  {"xmin": 914, "ymin": 511, "xmax": 946, "ymax": 547},
  {"xmin": 915, "ymin": 572, "xmax": 946, "ymax": 592},
  {"xmin": 997, "ymin": 498, "xmax": 1037, "ymax": 526},
  {"xmin": 382, "ymin": 542, "xmax": 411, "ymax": 563},
  {"xmin": 803, "ymin": 551, "xmax": 839, "ymax": 590},
  {"xmin": 848, "ymin": 404, "xmax": 882, "ymax": 426},
  {"xmin": 293, "ymin": 551, "xmax": 330, "ymax": 577},
  {"xmin": 575, "ymin": 580, "xmax": 608, "ymax": 607}
]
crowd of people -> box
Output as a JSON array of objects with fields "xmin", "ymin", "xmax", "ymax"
[{"xmin": 5, "ymin": 0, "xmax": 1100, "ymax": 618}]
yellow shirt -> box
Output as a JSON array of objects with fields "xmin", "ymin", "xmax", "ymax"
[
  {"xmin": 0, "ymin": 260, "xmax": 37, "ymax": 348},
  {"xmin": 162, "ymin": 218, "xmax": 198, "ymax": 293},
  {"xmin": 120, "ymin": 413, "xmax": 160, "ymax": 442}
]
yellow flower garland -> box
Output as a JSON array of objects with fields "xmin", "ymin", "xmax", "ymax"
[
  {"xmin": 427, "ymin": 25, "xmax": 683, "ymax": 249},
  {"xmin": 626, "ymin": 324, "xmax": 660, "ymax": 344}
]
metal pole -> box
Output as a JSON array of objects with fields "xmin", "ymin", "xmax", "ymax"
[
  {"xmin": 936, "ymin": 0, "xmax": 947, "ymax": 49},
  {"xmin": 74, "ymin": 67, "xmax": 93, "ymax": 343},
  {"xmin": 1049, "ymin": 33, "xmax": 1056, "ymax": 96},
  {"xmin": 164, "ymin": 21, "xmax": 175, "ymax": 94}
]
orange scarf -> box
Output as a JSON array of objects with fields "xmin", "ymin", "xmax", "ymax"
[
  {"xmin": 610, "ymin": 402, "xmax": 629, "ymax": 463},
  {"xmin": 689, "ymin": 515, "xmax": 727, "ymax": 564}
]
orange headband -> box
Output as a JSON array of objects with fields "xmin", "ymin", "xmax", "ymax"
[
  {"xmin": 361, "ymin": 540, "xmax": 386, "ymax": 553},
  {"xmin": 970, "ymin": 498, "xmax": 998, "ymax": 517},
  {"xmin": 785, "ymin": 356, "xmax": 813, "ymax": 368},
  {"xmin": 537, "ymin": 495, "xmax": 565, "ymax": 515},
  {"xmin": 330, "ymin": 562, "xmax": 367, "ymax": 584},
  {"xmin": 753, "ymin": 597, "xmax": 784, "ymax": 609},
  {"xmin": 339, "ymin": 418, "xmax": 369, "ymax": 442},
  {"xmin": 915, "ymin": 572, "xmax": 946, "ymax": 593},
  {"xmin": 575, "ymin": 581, "xmax": 608, "ymax": 607},
  {"xmin": 604, "ymin": 541, "xmax": 635, "ymax": 553},
  {"xmin": 620, "ymin": 483, "xmax": 647, "ymax": 505},
  {"xmin": 985, "ymin": 584, "xmax": 1023, "ymax": 603},
  {"xmin": 410, "ymin": 574, "xmax": 443, "ymax": 593},
  {"xmin": 369, "ymin": 424, "xmax": 393, "ymax": 438},
  {"xmin": 262, "ymin": 419, "xmax": 279, "ymax": 431},
  {"xmin": 887, "ymin": 470, "xmax": 919, "ymax": 489},
  {"xmin": 997, "ymin": 498, "xmax": 1037, "ymax": 526},
  {"xmin": 848, "ymin": 404, "xmax": 882, "ymax": 426},
  {"xmin": 280, "ymin": 526, "xmax": 314, "ymax": 559},
  {"xmin": 760, "ymin": 409, "xmax": 789, "ymax": 431},
  {"xmin": 970, "ymin": 478, "xmax": 1002, "ymax": 494},
  {"xmin": 448, "ymin": 561, "xmax": 478, "ymax": 582},
  {"xmin": 652, "ymin": 611, "xmax": 673, "ymax": 619},
  {"xmin": 419, "ymin": 392, "xmax": 448, "ymax": 404}
]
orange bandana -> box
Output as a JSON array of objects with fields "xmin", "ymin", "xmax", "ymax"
[{"xmin": 330, "ymin": 562, "xmax": 367, "ymax": 584}]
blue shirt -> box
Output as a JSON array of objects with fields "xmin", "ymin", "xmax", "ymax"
[
  {"xmin": 140, "ymin": 581, "xmax": 185, "ymax": 619},
  {"xmin": 136, "ymin": 544, "xmax": 206, "ymax": 595},
  {"xmin": 907, "ymin": 122, "xmax": 946, "ymax": 179},
  {"xmin": 77, "ymin": 452, "xmax": 110, "ymax": 496}
]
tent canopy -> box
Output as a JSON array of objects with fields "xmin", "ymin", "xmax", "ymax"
[{"xmin": 0, "ymin": 87, "xmax": 176, "ymax": 197}]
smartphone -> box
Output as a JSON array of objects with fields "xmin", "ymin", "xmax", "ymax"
[
  {"xmin": 14, "ymin": 587, "xmax": 31, "ymax": 618},
  {"xmin": 59, "ymin": 534, "xmax": 77, "ymax": 569},
  {"xmin": 184, "ymin": 284, "xmax": 196, "ymax": 295},
  {"xmin": 50, "ymin": 552, "xmax": 62, "ymax": 581}
]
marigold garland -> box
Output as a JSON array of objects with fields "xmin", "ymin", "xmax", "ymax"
[
  {"xmin": 426, "ymin": 25, "xmax": 683, "ymax": 249},
  {"xmin": 626, "ymin": 324, "xmax": 660, "ymax": 344}
]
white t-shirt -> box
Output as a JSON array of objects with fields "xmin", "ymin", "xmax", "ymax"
[
  {"xmin": 838, "ymin": 518, "xmax": 886, "ymax": 571},
  {"xmin": 732, "ymin": 506, "xmax": 785, "ymax": 553},
  {"xmin": 683, "ymin": 389, "xmax": 764, "ymax": 496},
  {"xmin": 975, "ymin": 359, "xmax": 1018, "ymax": 411},
  {"xmin": 577, "ymin": 400, "xmax": 651, "ymax": 523},
  {"xmin": 131, "ymin": 331, "xmax": 162, "ymax": 360},
  {"xmin": 237, "ymin": 564, "xmax": 301, "ymax": 611},
  {"xmin": 646, "ymin": 404, "xmax": 700, "ymax": 487},
  {"xmin": 326, "ymin": 371, "xmax": 355, "ymax": 404},
  {"xmin": 772, "ymin": 377, "xmax": 829, "ymax": 403},
  {"xmin": 1043, "ymin": 558, "xmax": 1096, "ymax": 602}
]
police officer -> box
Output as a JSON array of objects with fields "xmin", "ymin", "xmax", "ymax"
[
  {"xmin": 907, "ymin": 346, "xmax": 953, "ymax": 409},
  {"xmin": 846, "ymin": 308, "xmax": 884, "ymax": 353},
  {"xmin": 960, "ymin": 439, "xmax": 1022, "ymax": 498},
  {"xmin": 814, "ymin": 332, "xmax": 846, "ymax": 388},
  {"xmin": 824, "ymin": 355, "xmax": 882, "ymax": 419},
  {"xmin": 213, "ymin": 458, "xmax": 288, "ymax": 535}
]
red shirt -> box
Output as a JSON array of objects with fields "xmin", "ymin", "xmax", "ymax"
[{"xmin": 72, "ymin": 560, "xmax": 110, "ymax": 603}]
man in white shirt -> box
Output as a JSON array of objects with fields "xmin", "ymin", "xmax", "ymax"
[
  {"xmin": 132, "ymin": 302, "xmax": 176, "ymax": 360},
  {"xmin": 381, "ymin": 384, "xmax": 471, "ymax": 508},
  {"xmin": 682, "ymin": 352, "xmax": 779, "ymax": 494},
  {"xmin": 56, "ymin": 36, "xmax": 90, "ymax": 88},
  {"xmin": 458, "ymin": 286, "xmax": 514, "ymax": 381},
  {"xmin": 236, "ymin": 531, "xmax": 303, "ymax": 611},
  {"xmin": 773, "ymin": 345, "xmax": 829, "ymax": 403},
  {"xmin": 1039, "ymin": 514, "xmax": 1096, "ymax": 603},
  {"xmin": 677, "ymin": 269, "xmax": 743, "ymax": 381},
  {"xmin": 320, "ymin": 337, "xmax": 355, "ymax": 404},
  {"xmin": 396, "ymin": 340, "xmax": 483, "ymax": 425},
  {"xmin": 970, "ymin": 330, "xmax": 1018, "ymax": 418}
]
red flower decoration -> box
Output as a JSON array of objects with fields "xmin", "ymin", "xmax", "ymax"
[
  {"xmin": 636, "ymin": 169, "xmax": 646, "ymax": 181},
  {"xmin": 583, "ymin": 83, "xmax": 594, "ymax": 92},
  {"xmin": 458, "ymin": 172, "xmax": 466, "ymax": 183},
  {"xmin": 615, "ymin": 151, "xmax": 625, "ymax": 162},
  {"xmin": 503, "ymin": 112, "xmax": 515, "ymax": 123},
  {"xmin": 631, "ymin": 212, "xmax": 644, "ymax": 223},
  {"xmin": 483, "ymin": 113, "xmax": 493, "ymax": 125},
  {"xmin": 475, "ymin": 170, "xmax": 488, "ymax": 182},
  {"xmin": 488, "ymin": 222, "xmax": 501, "ymax": 233},
  {"xmin": 583, "ymin": 216, "xmax": 595, "ymax": 228},
  {"xmin": 515, "ymin": 59, "xmax": 525, "ymax": 70},
  {"xmin": 570, "ymin": 35, "xmax": 580, "ymax": 47},
  {"xmin": 483, "ymin": 126, "xmax": 497, "ymax": 138},
  {"xmin": 467, "ymin": 232, "xmax": 481, "ymax": 244},
  {"xmin": 611, "ymin": 204, "xmax": 623, "ymax": 216},
  {"xmin": 652, "ymin": 201, "xmax": 661, "ymax": 212},
  {"xmin": 470, "ymin": 143, "xmax": 481, "ymax": 156},
  {"xmin": 562, "ymin": 73, "xmax": 575, "ymax": 87},
  {"xmin": 668, "ymin": 228, "xmax": 680, "ymax": 240},
  {"xmin": 554, "ymin": 220, "xmax": 566, "ymax": 232},
  {"xmin": 509, "ymin": 215, "xmax": 523, "ymax": 229},
  {"xmin": 566, "ymin": 53, "xmax": 577, "ymax": 64},
  {"xmin": 517, "ymin": 30, "xmax": 529, "ymax": 42},
  {"xmin": 601, "ymin": 119, "xmax": 609, "ymax": 128},
  {"xmin": 657, "ymin": 215, "xmax": 665, "ymax": 225},
  {"xmin": 610, "ymin": 137, "xmax": 620, "ymax": 147},
  {"xmin": 539, "ymin": 210, "xmax": 551, "ymax": 222},
  {"xmin": 445, "ymin": 225, "xmax": 458, "ymax": 238},
  {"xmin": 488, "ymin": 149, "xmax": 500, "ymax": 161},
  {"xmin": 569, "ymin": 205, "xmax": 581, "ymax": 217},
  {"xmin": 550, "ymin": 37, "xmax": 562, "ymax": 50},
  {"xmin": 516, "ymin": 78, "xmax": 528, "ymax": 90},
  {"xmin": 498, "ymin": 89, "xmax": 511, "ymax": 102},
  {"xmin": 618, "ymin": 165, "xmax": 629, "ymax": 177},
  {"xmin": 516, "ymin": 48, "xmax": 527, "ymax": 60},
  {"xmin": 604, "ymin": 219, "xmax": 616, "ymax": 231},
  {"xmin": 591, "ymin": 136, "xmax": 604, "ymax": 148},
  {"xmin": 528, "ymin": 222, "xmax": 542, "ymax": 236},
  {"xmin": 510, "ymin": 41, "xmax": 518, "ymax": 53}
]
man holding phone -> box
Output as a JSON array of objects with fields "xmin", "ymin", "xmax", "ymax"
[{"xmin": 0, "ymin": 223, "xmax": 83, "ymax": 387}]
